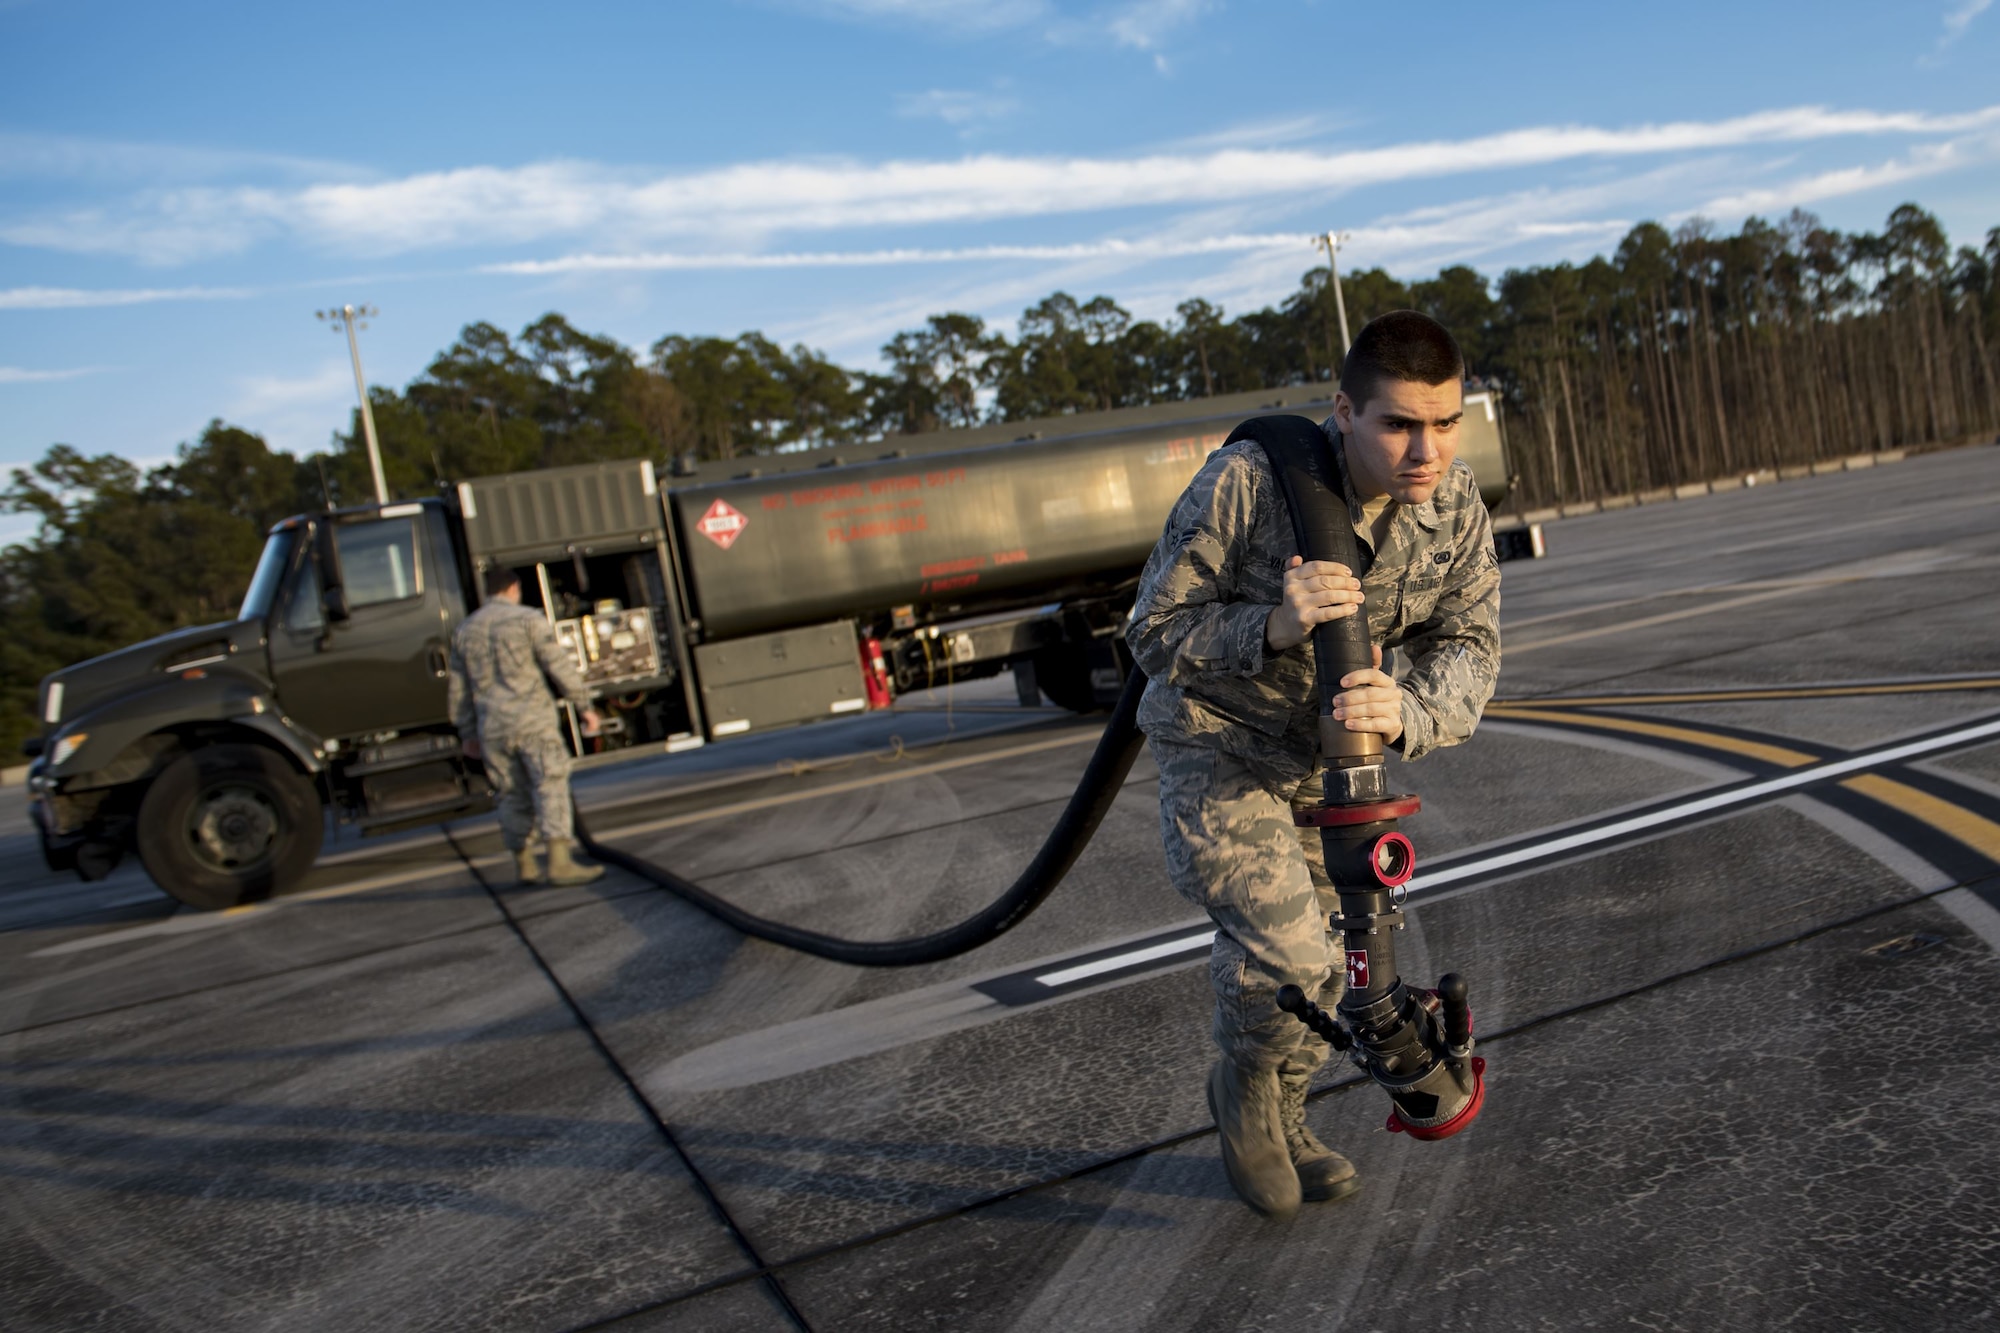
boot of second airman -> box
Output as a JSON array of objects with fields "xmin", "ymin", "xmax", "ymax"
[
  {"xmin": 513, "ymin": 845, "xmax": 544, "ymax": 885},
  {"xmin": 545, "ymin": 839, "xmax": 605, "ymax": 886}
]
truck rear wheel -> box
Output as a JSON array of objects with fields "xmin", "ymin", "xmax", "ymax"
[
  {"xmin": 136, "ymin": 744, "xmax": 325, "ymax": 910},
  {"xmin": 1032, "ymin": 644, "xmax": 1109, "ymax": 713}
]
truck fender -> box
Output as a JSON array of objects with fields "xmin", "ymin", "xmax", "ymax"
[{"xmin": 47, "ymin": 669, "xmax": 324, "ymax": 789}]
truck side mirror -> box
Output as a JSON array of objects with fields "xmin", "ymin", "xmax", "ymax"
[{"xmin": 312, "ymin": 518, "xmax": 349, "ymax": 624}]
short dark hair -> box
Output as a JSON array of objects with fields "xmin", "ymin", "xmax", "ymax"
[
  {"xmin": 1340, "ymin": 310, "xmax": 1464, "ymax": 412},
  {"xmin": 484, "ymin": 566, "xmax": 522, "ymax": 598}
]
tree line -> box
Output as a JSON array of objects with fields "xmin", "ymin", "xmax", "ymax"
[{"xmin": 5, "ymin": 201, "xmax": 1998, "ymax": 755}]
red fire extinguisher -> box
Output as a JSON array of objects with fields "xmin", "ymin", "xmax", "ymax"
[{"xmin": 860, "ymin": 636, "xmax": 894, "ymax": 710}]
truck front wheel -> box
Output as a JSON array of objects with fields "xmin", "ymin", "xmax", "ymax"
[{"xmin": 136, "ymin": 744, "xmax": 325, "ymax": 910}]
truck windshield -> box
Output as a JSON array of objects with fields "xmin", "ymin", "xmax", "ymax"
[{"xmin": 238, "ymin": 531, "xmax": 295, "ymax": 621}]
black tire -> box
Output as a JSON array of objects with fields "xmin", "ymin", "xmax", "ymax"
[
  {"xmin": 1031, "ymin": 644, "xmax": 1104, "ymax": 713},
  {"xmin": 135, "ymin": 743, "xmax": 325, "ymax": 910}
]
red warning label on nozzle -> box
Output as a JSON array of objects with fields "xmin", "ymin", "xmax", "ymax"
[
  {"xmin": 1346, "ymin": 950, "xmax": 1369, "ymax": 989},
  {"xmin": 697, "ymin": 499, "xmax": 748, "ymax": 550}
]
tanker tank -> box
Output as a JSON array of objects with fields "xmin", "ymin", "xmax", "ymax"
[{"xmin": 667, "ymin": 384, "xmax": 1508, "ymax": 642}]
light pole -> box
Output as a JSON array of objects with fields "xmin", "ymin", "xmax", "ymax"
[
  {"xmin": 1316, "ymin": 231, "xmax": 1354, "ymax": 363},
  {"xmin": 316, "ymin": 303, "xmax": 388, "ymax": 505}
]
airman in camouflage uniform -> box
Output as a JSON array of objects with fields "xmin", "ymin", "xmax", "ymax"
[
  {"xmin": 1127, "ymin": 311, "xmax": 1500, "ymax": 1215},
  {"xmin": 447, "ymin": 568, "xmax": 605, "ymax": 886}
]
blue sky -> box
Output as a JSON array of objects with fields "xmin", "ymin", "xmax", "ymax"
[{"xmin": 4, "ymin": 0, "xmax": 1998, "ymax": 525}]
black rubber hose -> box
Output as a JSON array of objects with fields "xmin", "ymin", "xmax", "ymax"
[
  {"xmin": 1227, "ymin": 414, "xmax": 1374, "ymax": 691},
  {"xmin": 571, "ymin": 665, "xmax": 1149, "ymax": 966}
]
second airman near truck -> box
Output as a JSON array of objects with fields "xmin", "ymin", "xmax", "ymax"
[{"xmin": 448, "ymin": 568, "xmax": 608, "ymax": 886}]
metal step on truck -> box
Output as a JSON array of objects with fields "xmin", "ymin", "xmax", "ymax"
[{"xmin": 25, "ymin": 384, "xmax": 1534, "ymax": 909}]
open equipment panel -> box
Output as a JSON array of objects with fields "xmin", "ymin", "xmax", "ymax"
[
  {"xmin": 455, "ymin": 458, "xmax": 877, "ymax": 756},
  {"xmin": 456, "ymin": 460, "xmax": 710, "ymax": 757}
]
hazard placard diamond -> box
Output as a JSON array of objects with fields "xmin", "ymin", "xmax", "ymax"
[{"xmin": 697, "ymin": 498, "xmax": 748, "ymax": 550}]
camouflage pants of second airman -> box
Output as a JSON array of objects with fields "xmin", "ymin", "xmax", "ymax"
[
  {"xmin": 1152, "ymin": 737, "xmax": 1344, "ymax": 1078},
  {"xmin": 483, "ymin": 729, "xmax": 575, "ymax": 850}
]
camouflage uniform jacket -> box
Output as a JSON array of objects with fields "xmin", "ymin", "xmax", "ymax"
[
  {"xmin": 1126, "ymin": 421, "xmax": 1501, "ymax": 786},
  {"xmin": 447, "ymin": 600, "xmax": 593, "ymax": 742}
]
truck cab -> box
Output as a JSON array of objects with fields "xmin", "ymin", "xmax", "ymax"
[{"xmin": 30, "ymin": 497, "xmax": 493, "ymax": 908}]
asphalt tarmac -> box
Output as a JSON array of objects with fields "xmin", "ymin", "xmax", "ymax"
[{"xmin": 4, "ymin": 443, "xmax": 1999, "ymax": 1332}]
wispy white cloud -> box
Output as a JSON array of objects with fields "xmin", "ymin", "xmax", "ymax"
[
  {"xmin": 1938, "ymin": 0, "xmax": 1991, "ymax": 48},
  {"xmin": 0, "ymin": 131, "xmax": 361, "ymax": 185},
  {"xmin": 1691, "ymin": 133, "xmax": 2000, "ymax": 220},
  {"xmin": 485, "ymin": 232, "xmax": 1309, "ymax": 274},
  {"xmin": 1157, "ymin": 112, "xmax": 1361, "ymax": 153},
  {"xmin": 895, "ymin": 87, "xmax": 1021, "ymax": 127},
  {"xmin": 775, "ymin": 133, "xmax": 1987, "ymax": 363},
  {"xmin": 1105, "ymin": 0, "xmax": 1211, "ymax": 51},
  {"xmin": 1920, "ymin": 0, "xmax": 1991, "ymax": 62},
  {"xmin": 226, "ymin": 363, "xmax": 358, "ymax": 457},
  {"xmin": 8, "ymin": 103, "xmax": 1996, "ymax": 265},
  {"xmin": 0, "ymin": 284, "xmax": 254, "ymax": 309},
  {"xmin": 230, "ymin": 364, "xmax": 354, "ymax": 417},
  {"xmin": 0, "ymin": 365, "xmax": 103, "ymax": 384}
]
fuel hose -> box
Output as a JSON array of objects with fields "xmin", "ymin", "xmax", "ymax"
[{"xmin": 571, "ymin": 667, "xmax": 1148, "ymax": 966}]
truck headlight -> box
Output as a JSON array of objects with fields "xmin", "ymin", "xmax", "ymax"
[{"xmin": 50, "ymin": 731, "xmax": 88, "ymax": 766}]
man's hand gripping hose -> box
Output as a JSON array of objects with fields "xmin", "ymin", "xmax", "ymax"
[
  {"xmin": 570, "ymin": 668, "xmax": 1147, "ymax": 967},
  {"xmin": 1240, "ymin": 414, "xmax": 1487, "ymax": 1142}
]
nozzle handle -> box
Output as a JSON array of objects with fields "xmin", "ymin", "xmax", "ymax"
[
  {"xmin": 1276, "ymin": 983, "xmax": 1352, "ymax": 1051},
  {"xmin": 1438, "ymin": 972, "xmax": 1472, "ymax": 1051}
]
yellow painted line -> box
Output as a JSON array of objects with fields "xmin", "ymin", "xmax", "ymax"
[
  {"xmin": 1840, "ymin": 774, "xmax": 2000, "ymax": 861},
  {"xmin": 1483, "ymin": 707, "xmax": 1820, "ymax": 768},
  {"xmin": 1492, "ymin": 678, "xmax": 2000, "ymax": 708}
]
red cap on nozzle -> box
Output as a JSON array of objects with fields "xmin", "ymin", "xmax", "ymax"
[{"xmin": 1386, "ymin": 1057, "xmax": 1487, "ymax": 1140}]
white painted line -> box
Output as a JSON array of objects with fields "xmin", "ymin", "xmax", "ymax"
[
  {"xmin": 1034, "ymin": 930, "xmax": 1213, "ymax": 987},
  {"xmin": 1015, "ymin": 723, "xmax": 2000, "ymax": 989},
  {"xmin": 27, "ymin": 855, "xmax": 508, "ymax": 959},
  {"xmin": 1940, "ymin": 887, "xmax": 2000, "ymax": 953},
  {"xmin": 1509, "ymin": 585, "xmax": 1804, "ymax": 655},
  {"xmin": 1409, "ymin": 716, "xmax": 2000, "ymax": 893}
]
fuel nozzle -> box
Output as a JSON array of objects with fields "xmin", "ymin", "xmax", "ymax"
[{"xmin": 1280, "ymin": 775, "xmax": 1488, "ymax": 1143}]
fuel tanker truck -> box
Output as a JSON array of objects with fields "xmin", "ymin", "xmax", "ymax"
[{"xmin": 26, "ymin": 384, "xmax": 1532, "ymax": 908}]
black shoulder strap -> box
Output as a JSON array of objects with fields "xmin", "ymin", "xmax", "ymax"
[{"xmin": 1222, "ymin": 413, "xmax": 1374, "ymax": 711}]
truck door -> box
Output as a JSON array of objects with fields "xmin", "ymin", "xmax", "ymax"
[{"xmin": 269, "ymin": 510, "xmax": 457, "ymax": 741}]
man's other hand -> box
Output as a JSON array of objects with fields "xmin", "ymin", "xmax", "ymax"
[
  {"xmin": 580, "ymin": 707, "xmax": 603, "ymax": 737},
  {"xmin": 1334, "ymin": 645, "xmax": 1404, "ymax": 744},
  {"xmin": 460, "ymin": 736, "xmax": 482, "ymax": 761},
  {"xmin": 1265, "ymin": 556, "xmax": 1365, "ymax": 653}
]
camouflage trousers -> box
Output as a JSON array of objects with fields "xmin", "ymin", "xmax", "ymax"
[
  {"xmin": 1152, "ymin": 738, "xmax": 1344, "ymax": 1078},
  {"xmin": 482, "ymin": 729, "xmax": 575, "ymax": 850}
]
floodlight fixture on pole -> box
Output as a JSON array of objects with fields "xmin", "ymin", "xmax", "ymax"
[
  {"xmin": 1316, "ymin": 231, "xmax": 1354, "ymax": 361},
  {"xmin": 316, "ymin": 303, "xmax": 388, "ymax": 505}
]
